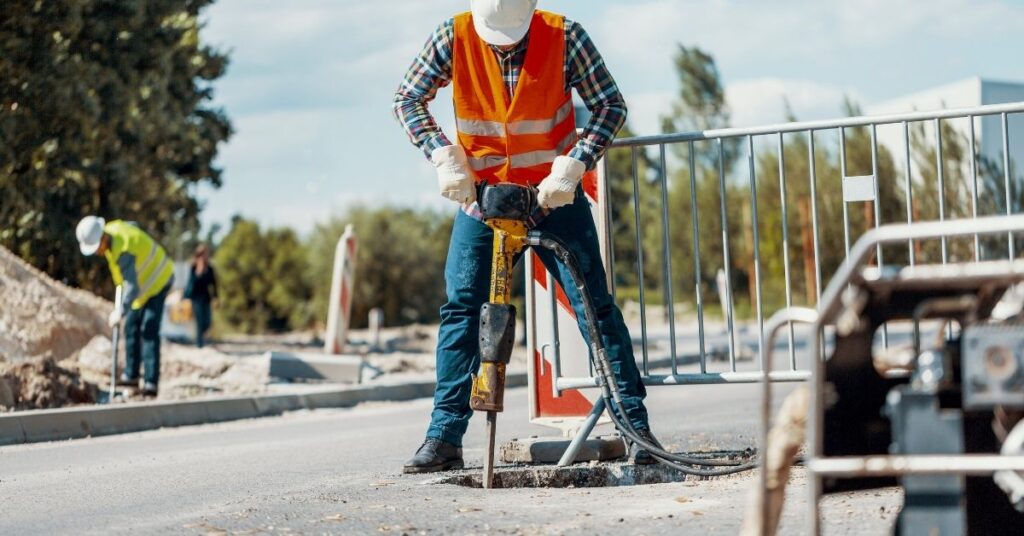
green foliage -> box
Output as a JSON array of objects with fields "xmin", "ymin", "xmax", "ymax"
[
  {"xmin": 307, "ymin": 206, "xmax": 454, "ymax": 330},
  {"xmin": 661, "ymin": 46, "xmax": 731, "ymax": 134},
  {"xmin": 747, "ymin": 98, "xmax": 903, "ymax": 314},
  {"xmin": 910, "ymin": 116, "xmax": 1024, "ymax": 262},
  {"xmin": 615, "ymin": 45, "xmax": 744, "ymax": 317},
  {"xmin": 0, "ymin": 0, "xmax": 231, "ymax": 294},
  {"xmin": 212, "ymin": 218, "xmax": 313, "ymax": 333},
  {"xmin": 603, "ymin": 124, "xmax": 662, "ymax": 292}
]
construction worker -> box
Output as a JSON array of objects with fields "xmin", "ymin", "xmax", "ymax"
[
  {"xmin": 394, "ymin": 0, "xmax": 659, "ymax": 473},
  {"xmin": 76, "ymin": 216, "xmax": 174, "ymax": 396}
]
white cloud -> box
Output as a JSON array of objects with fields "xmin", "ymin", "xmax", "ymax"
[
  {"xmin": 193, "ymin": 0, "xmax": 1024, "ymax": 234},
  {"xmin": 201, "ymin": 0, "xmax": 466, "ymax": 113},
  {"xmin": 592, "ymin": 0, "xmax": 1024, "ymax": 97},
  {"xmin": 621, "ymin": 80, "xmax": 855, "ymax": 138},
  {"xmin": 833, "ymin": 0, "xmax": 1024, "ymax": 43},
  {"xmin": 725, "ymin": 78, "xmax": 860, "ymax": 127},
  {"xmin": 594, "ymin": 0, "xmax": 832, "ymax": 81},
  {"xmin": 216, "ymin": 108, "xmax": 328, "ymax": 168},
  {"xmin": 625, "ymin": 91, "xmax": 673, "ymax": 136}
]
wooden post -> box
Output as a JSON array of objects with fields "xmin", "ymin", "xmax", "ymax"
[
  {"xmin": 742, "ymin": 202, "xmax": 757, "ymax": 309},
  {"xmin": 912, "ymin": 199, "xmax": 923, "ymax": 263},
  {"xmin": 863, "ymin": 201, "xmax": 875, "ymax": 266},
  {"xmin": 798, "ymin": 196, "xmax": 816, "ymax": 303}
]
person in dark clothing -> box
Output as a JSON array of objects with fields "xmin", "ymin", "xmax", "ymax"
[{"xmin": 184, "ymin": 244, "xmax": 217, "ymax": 348}]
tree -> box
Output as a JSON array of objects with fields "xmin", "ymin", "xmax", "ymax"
[
  {"xmin": 659, "ymin": 45, "xmax": 742, "ymax": 315},
  {"xmin": 306, "ymin": 206, "xmax": 454, "ymax": 329},
  {"xmin": 746, "ymin": 99, "xmax": 904, "ymax": 312},
  {"xmin": 661, "ymin": 45, "xmax": 734, "ymax": 136},
  {"xmin": 976, "ymin": 147, "xmax": 1024, "ymax": 258},
  {"xmin": 0, "ymin": 0, "xmax": 231, "ymax": 296},
  {"xmin": 909, "ymin": 115, "xmax": 1024, "ymax": 262},
  {"xmin": 213, "ymin": 218, "xmax": 313, "ymax": 333},
  {"xmin": 603, "ymin": 124, "xmax": 662, "ymax": 298},
  {"xmin": 910, "ymin": 116, "xmax": 973, "ymax": 263}
]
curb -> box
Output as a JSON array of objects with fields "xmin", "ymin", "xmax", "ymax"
[{"xmin": 0, "ymin": 372, "xmax": 528, "ymax": 446}]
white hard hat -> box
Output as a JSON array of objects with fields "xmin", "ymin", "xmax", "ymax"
[
  {"xmin": 76, "ymin": 215, "xmax": 106, "ymax": 256},
  {"xmin": 471, "ymin": 0, "xmax": 538, "ymax": 46}
]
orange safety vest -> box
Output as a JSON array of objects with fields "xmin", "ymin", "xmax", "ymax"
[{"xmin": 452, "ymin": 10, "xmax": 577, "ymax": 187}]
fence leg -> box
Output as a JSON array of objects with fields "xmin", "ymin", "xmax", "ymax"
[{"xmin": 557, "ymin": 397, "xmax": 606, "ymax": 467}]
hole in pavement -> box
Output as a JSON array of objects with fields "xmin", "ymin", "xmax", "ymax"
[{"xmin": 429, "ymin": 450, "xmax": 754, "ymax": 489}]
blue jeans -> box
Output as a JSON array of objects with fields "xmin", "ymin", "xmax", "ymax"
[
  {"xmin": 427, "ymin": 188, "xmax": 649, "ymax": 447},
  {"xmin": 124, "ymin": 283, "xmax": 170, "ymax": 385},
  {"xmin": 193, "ymin": 298, "xmax": 212, "ymax": 348}
]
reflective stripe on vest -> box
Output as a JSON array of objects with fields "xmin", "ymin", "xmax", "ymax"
[
  {"xmin": 509, "ymin": 100, "xmax": 574, "ymax": 135},
  {"xmin": 467, "ymin": 129, "xmax": 576, "ymax": 172},
  {"xmin": 456, "ymin": 118, "xmax": 505, "ymax": 138},
  {"xmin": 456, "ymin": 100, "xmax": 574, "ymax": 138},
  {"xmin": 136, "ymin": 243, "xmax": 159, "ymax": 278},
  {"xmin": 451, "ymin": 10, "xmax": 576, "ymax": 186},
  {"xmin": 138, "ymin": 256, "xmax": 170, "ymax": 298},
  {"xmin": 467, "ymin": 154, "xmax": 508, "ymax": 171}
]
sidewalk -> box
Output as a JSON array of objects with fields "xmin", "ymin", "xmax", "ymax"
[{"xmin": 0, "ymin": 371, "xmax": 528, "ymax": 446}]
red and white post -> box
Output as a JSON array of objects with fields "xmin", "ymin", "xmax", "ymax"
[{"xmin": 325, "ymin": 224, "xmax": 358, "ymax": 355}]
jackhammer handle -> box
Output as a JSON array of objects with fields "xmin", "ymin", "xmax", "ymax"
[{"xmin": 110, "ymin": 285, "xmax": 123, "ymax": 402}]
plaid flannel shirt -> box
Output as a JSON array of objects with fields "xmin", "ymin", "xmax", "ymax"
[{"xmin": 393, "ymin": 17, "xmax": 627, "ymax": 171}]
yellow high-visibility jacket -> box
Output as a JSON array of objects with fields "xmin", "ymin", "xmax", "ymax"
[{"xmin": 103, "ymin": 220, "xmax": 174, "ymax": 311}]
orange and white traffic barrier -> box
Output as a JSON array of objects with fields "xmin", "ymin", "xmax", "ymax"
[
  {"xmin": 525, "ymin": 167, "xmax": 608, "ymax": 433},
  {"xmin": 325, "ymin": 224, "xmax": 357, "ymax": 355}
]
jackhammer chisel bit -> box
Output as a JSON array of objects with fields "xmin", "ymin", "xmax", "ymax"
[{"xmin": 471, "ymin": 298, "xmax": 517, "ymax": 488}]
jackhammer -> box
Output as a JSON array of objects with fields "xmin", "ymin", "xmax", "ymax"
[
  {"xmin": 470, "ymin": 183, "xmax": 758, "ymax": 489},
  {"xmin": 469, "ymin": 184, "xmax": 531, "ymax": 489}
]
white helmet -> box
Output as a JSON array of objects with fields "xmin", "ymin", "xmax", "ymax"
[
  {"xmin": 471, "ymin": 0, "xmax": 538, "ymax": 46},
  {"xmin": 76, "ymin": 215, "xmax": 106, "ymax": 256}
]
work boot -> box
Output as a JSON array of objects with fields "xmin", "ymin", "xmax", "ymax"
[
  {"xmin": 141, "ymin": 382, "xmax": 158, "ymax": 397},
  {"xmin": 402, "ymin": 438, "xmax": 464, "ymax": 474},
  {"xmin": 628, "ymin": 428, "xmax": 664, "ymax": 465}
]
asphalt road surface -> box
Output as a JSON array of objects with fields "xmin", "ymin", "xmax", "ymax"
[{"xmin": 0, "ymin": 380, "xmax": 900, "ymax": 535}]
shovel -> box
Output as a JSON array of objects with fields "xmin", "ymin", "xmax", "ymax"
[{"xmin": 108, "ymin": 285, "xmax": 122, "ymax": 403}]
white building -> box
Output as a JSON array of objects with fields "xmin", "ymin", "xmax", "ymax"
[{"xmin": 866, "ymin": 77, "xmax": 1024, "ymax": 195}]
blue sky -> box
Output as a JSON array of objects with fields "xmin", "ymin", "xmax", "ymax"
[{"xmin": 198, "ymin": 0, "xmax": 1024, "ymax": 234}]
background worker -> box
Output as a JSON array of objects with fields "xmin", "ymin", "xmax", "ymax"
[
  {"xmin": 393, "ymin": 0, "xmax": 659, "ymax": 473},
  {"xmin": 185, "ymin": 243, "xmax": 218, "ymax": 348},
  {"xmin": 76, "ymin": 216, "xmax": 174, "ymax": 397}
]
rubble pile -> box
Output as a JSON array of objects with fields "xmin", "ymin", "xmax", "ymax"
[
  {"xmin": 0, "ymin": 245, "xmax": 109, "ymax": 363},
  {"xmin": 0, "ymin": 359, "xmax": 96, "ymax": 411},
  {"xmin": 0, "ymin": 245, "xmax": 109, "ymax": 410},
  {"xmin": 73, "ymin": 335, "xmax": 269, "ymax": 400}
]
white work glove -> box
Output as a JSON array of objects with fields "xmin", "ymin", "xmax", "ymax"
[
  {"xmin": 108, "ymin": 308, "xmax": 123, "ymax": 328},
  {"xmin": 537, "ymin": 156, "xmax": 586, "ymax": 209},
  {"xmin": 431, "ymin": 145, "xmax": 477, "ymax": 205}
]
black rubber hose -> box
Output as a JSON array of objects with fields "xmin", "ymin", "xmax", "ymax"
[{"xmin": 526, "ymin": 231, "xmax": 758, "ymax": 476}]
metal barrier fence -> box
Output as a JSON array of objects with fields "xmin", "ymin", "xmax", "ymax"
[{"xmin": 544, "ymin": 101, "xmax": 1024, "ymax": 394}]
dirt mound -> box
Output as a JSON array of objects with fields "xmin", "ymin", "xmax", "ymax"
[
  {"xmin": 74, "ymin": 335, "xmax": 269, "ymax": 401},
  {"xmin": 0, "ymin": 359, "xmax": 96, "ymax": 411},
  {"xmin": 157, "ymin": 344, "xmax": 269, "ymax": 400},
  {"xmin": 0, "ymin": 245, "xmax": 109, "ymax": 363}
]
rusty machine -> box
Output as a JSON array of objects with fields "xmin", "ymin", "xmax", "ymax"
[{"xmin": 759, "ymin": 216, "xmax": 1024, "ymax": 535}]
